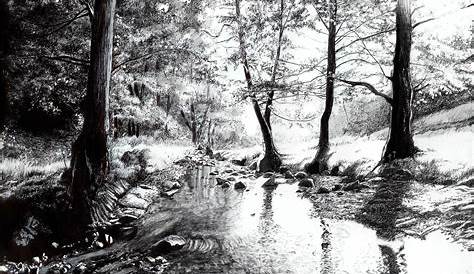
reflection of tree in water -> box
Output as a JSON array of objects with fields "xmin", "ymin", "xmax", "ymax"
[
  {"xmin": 259, "ymin": 186, "xmax": 276, "ymax": 238},
  {"xmin": 320, "ymin": 219, "xmax": 333, "ymax": 274},
  {"xmin": 356, "ymin": 178, "xmax": 411, "ymax": 274}
]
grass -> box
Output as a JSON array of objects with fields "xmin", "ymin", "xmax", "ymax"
[{"xmin": 0, "ymin": 157, "xmax": 65, "ymax": 181}]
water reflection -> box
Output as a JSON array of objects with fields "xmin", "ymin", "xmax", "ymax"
[{"xmin": 140, "ymin": 166, "xmax": 472, "ymax": 274}]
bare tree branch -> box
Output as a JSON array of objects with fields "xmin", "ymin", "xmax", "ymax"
[{"xmin": 338, "ymin": 78, "xmax": 393, "ymax": 105}]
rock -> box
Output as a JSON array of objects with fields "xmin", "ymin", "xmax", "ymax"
[
  {"xmin": 118, "ymin": 226, "xmax": 137, "ymax": 240},
  {"xmin": 359, "ymin": 183, "xmax": 370, "ymax": 189},
  {"xmin": 231, "ymin": 158, "xmax": 246, "ymax": 166},
  {"xmin": 118, "ymin": 213, "xmax": 139, "ymax": 224},
  {"xmin": 231, "ymin": 172, "xmax": 240, "ymax": 176},
  {"xmin": 209, "ymin": 171, "xmax": 219, "ymax": 176},
  {"xmin": 227, "ymin": 177, "xmax": 237, "ymax": 182},
  {"xmin": 279, "ymin": 165, "xmax": 290, "ymax": 173},
  {"xmin": 163, "ymin": 181, "xmax": 181, "ymax": 191},
  {"xmin": 262, "ymin": 172, "xmax": 274, "ymax": 178},
  {"xmin": 120, "ymin": 149, "xmax": 150, "ymax": 168},
  {"xmin": 298, "ymin": 178, "xmax": 314, "ymax": 188},
  {"xmin": 216, "ymin": 177, "xmax": 228, "ymax": 185},
  {"xmin": 151, "ymin": 235, "xmax": 186, "ymax": 255},
  {"xmin": 119, "ymin": 193, "xmax": 150, "ymax": 209},
  {"xmin": 367, "ymin": 177, "xmax": 385, "ymax": 183},
  {"xmin": 261, "ymin": 177, "xmax": 277, "ymax": 187},
  {"xmin": 342, "ymin": 181, "xmax": 360, "ymax": 191},
  {"xmin": 295, "ymin": 171, "xmax": 308, "ymax": 179},
  {"xmin": 317, "ymin": 187, "xmax": 331, "ymax": 194},
  {"xmin": 221, "ymin": 182, "xmax": 231, "ymax": 188},
  {"xmin": 224, "ymin": 169, "xmax": 234, "ymax": 173},
  {"xmin": 332, "ymin": 184, "xmax": 342, "ymax": 191},
  {"xmin": 104, "ymin": 234, "xmax": 113, "ymax": 245},
  {"xmin": 457, "ymin": 177, "xmax": 474, "ymax": 187},
  {"xmin": 161, "ymin": 189, "xmax": 179, "ymax": 198},
  {"xmin": 94, "ymin": 241, "xmax": 104, "ymax": 248},
  {"xmin": 234, "ymin": 181, "xmax": 247, "ymax": 190},
  {"xmin": 0, "ymin": 266, "xmax": 8, "ymax": 273},
  {"xmin": 330, "ymin": 166, "xmax": 340, "ymax": 176},
  {"xmin": 248, "ymin": 160, "xmax": 258, "ymax": 170},
  {"xmin": 32, "ymin": 257, "xmax": 41, "ymax": 264},
  {"xmin": 321, "ymin": 170, "xmax": 330, "ymax": 176},
  {"xmin": 11, "ymin": 215, "xmax": 51, "ymax": 249},
  {"xmin": 275, "ymin": 178, "xmax": 288, "ymax": 185},
  {"xmin": 284, "ymin": 170, "xmax": 295, "ymax": 179}
]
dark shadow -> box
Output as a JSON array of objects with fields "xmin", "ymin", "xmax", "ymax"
[
  {"xmin": 356, "ymin": 178, "xmax": 410, "ymax": 239},
  {"xmin": 356, "ymin": 177, "xmax": 411, "ymax": 274}
]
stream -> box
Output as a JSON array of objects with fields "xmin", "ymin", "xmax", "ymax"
[{"xmin": 134, "ymin": 165, "xmax": 473, "ymax": 274}]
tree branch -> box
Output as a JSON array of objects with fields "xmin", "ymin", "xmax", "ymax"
[{"xmin": 338, "ymin": 78, "xmax": 393, "ymax": 105}]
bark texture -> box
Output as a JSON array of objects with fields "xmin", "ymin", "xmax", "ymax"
[
  {"xmin": 306, "ymin": 0, "xmax": 336, "ymax": 174},
  {"xmin": 235, "ymin": 0, "xmax": 281, "ymax": 172},
  {"xmin": 69, "ymin": 0, "xmax": 116, "ymax": 225},
  {"xmin": 0, "ymin": 1, "xmax": 10, "ymax": 126},
  {"xmin": 383, "ymin": 0, "xmax": 417, "ymax": 160}
]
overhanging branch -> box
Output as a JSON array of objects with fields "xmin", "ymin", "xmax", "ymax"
[{"xmin": 338, "ymin": 78, "xmax": 393, "ymax": 105}]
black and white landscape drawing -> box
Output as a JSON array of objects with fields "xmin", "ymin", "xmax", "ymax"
[{"xmin": 0, "ymin": 0, "xmax": 473, "ymax": 273}]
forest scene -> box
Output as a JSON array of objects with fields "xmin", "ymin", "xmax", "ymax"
[{"xmin": 0, "ymin": 0, "xmax": 473, "ymax": 273}]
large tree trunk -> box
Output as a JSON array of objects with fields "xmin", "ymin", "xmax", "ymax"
[
  {"xmin": 68, "ymin": 0, "xmax": 116, "ymax": 225},
  {"xmin": 235, "ymin": 0, "xmax": 281, "ymax": 172},
  {"xmin": 0, "ymin": 1, "xmax": 10, "ymax": 127},
  {"xmin": 383, "ymin": 0, "xmax": 417, "ymax": 160},
  {"xmin": 306, "ymin": 0, "xmax": 336, "ymax": 174}
]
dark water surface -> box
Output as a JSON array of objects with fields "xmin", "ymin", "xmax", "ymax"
[{"xmin": 139, "ymin": 166, "xmax": 473, "ymax": 274}]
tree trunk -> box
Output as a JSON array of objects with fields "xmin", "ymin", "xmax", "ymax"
[
  {"xmin": 306, "ymin": 0, "xmax": 336, "ymax": 174},
  {"xmin": 235, "ymin": 0, "xmax": 281, "ymax": 172},
  {"xmin": 0, "ymin": 1, "xmax": 10, "ymax": 127},
  {"xmin": 383, "ymin": 0, "xmax": 417, "ymax": 160},
  {"xmin": 263, "ymin": 0, "xmax": 285, "ymax": 130},
  {"xmin": 69, "ymin": 0, "xmax": 116, "ymax": 225}
]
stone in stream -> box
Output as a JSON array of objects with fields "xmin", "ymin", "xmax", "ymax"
[
  {"xmin": 161, "ymin": 189, "xmax": 179, "ymax": 198},
  {"xmin": 227, "ymin": 177, "xmax": 237, "ymax": 182},
  {"xmin": 279, "ymin": 165, "xmax": 290, "ymax": 173},
  {"xmin": 248, "ymin": 159, "xmax": 258, "ymax": 170},
  {"xmin": 221, "ymin": 182, "xmax": 231, "ymax": 188},
  {"xmin": 162, "ymin": 180, "xmax": 181, "ymax": 191},
  {"xmin": 295, "ymin": 171, "xmax": 308, "ymax": 179},
  {"xmin": 332, "ymin": 184, "xmax": 342, "ymax": 191},
  {"xmin": 234, "ymin": 181, "xmax": 247, "ymax": 190},
  {"xmin": 298, "ymin": 178, "xmax": 314, "ymax": 188},
  {"xmin": 216, "ymin": 177, "xmax": 228, "ymax": 185},
  {"xmin": 284, "ymin": 170, "xmax": 295, "ymax": 179},
  {"xmin": 209, "ymin": 171, "xmax": 219, "ymax": 176},
  {"xmin": 261, "ymin": 176, "xmax": 277, "ymax": 187},
  {"xmin": 118, "ymin": 213, "xmax": 139, "ymax": 224},
  {"xmin": 262, "ymin": 172, "xmax": 274, "ymax": 178},
  {"xmin": 231, "ymin": 172, "xmax": 240, "ymax": 176},
  {"xmin": 151, "ymin": 235, "xmax": 186, "ymax": 256},
  {"xmin": 317, "ymin": 187, "xmax": 331, "ymax": 194}
]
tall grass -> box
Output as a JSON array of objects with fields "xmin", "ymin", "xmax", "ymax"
[{"xmin": 0, "ymin": 158, "xmax": 65, "ymax": 181}]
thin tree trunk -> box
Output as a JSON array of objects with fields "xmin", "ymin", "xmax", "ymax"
[
  {"xmin": 383, "ymin": 0, "xmax": 417, "ymax": 160},
  {"xmin": 306, "ymin": 0, "xmax": 336, "ymax": 174},
  {"xmin": 69, "ymin": 0, "xmax": 116, "ymax": 225},
  {"xmin": 235, "ymin": 0, "xmax": 281, "ymax": 172},
  {"xmin": 263, "ymin": 0, "xmax": 285, "ymax": 130},
  {"xmin": 0, "ymin": 1, "xmax": 10, "ymax": 127}
]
